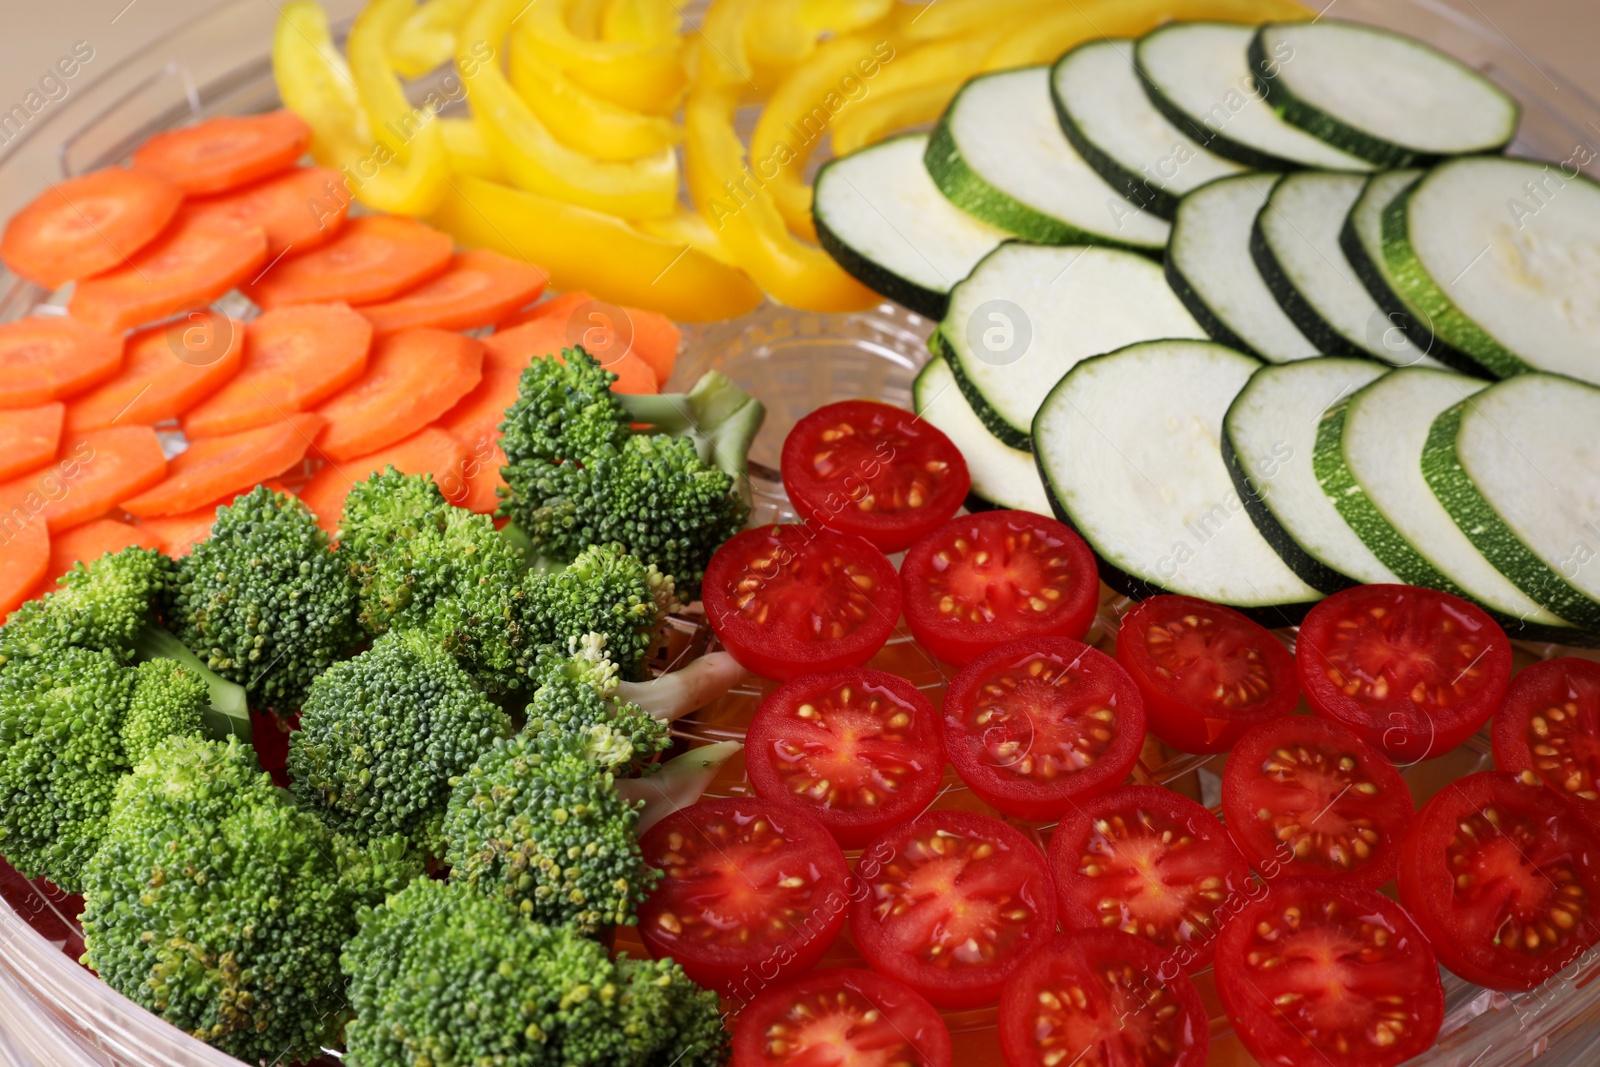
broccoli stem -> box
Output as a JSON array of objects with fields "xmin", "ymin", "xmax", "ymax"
[
  {"xmin": 617, "ymin": 370, "xmax": 767, "ymax": 499},
  {"xmin": 616, "ymin": 651, "xmax": 748, "ymax": 724},
  {"xmin": 617, "ymin": 741, "xmax": 744, "ymax": 836},
  {"xmin": 131, "ymin": 625, "xmax": 252, "ymax": 743}
]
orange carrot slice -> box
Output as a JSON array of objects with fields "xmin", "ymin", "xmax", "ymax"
[
  {"xmin": 131, "ymin": 110, "xmax": 312, "ymax": 196},
  {"xmin": 0, "ymin": 519, "xmax": 49, "ymax": 616},
  {"xmin": 358, "ymin": 250, "xmax": 549, "ymax": 336},
  {"xmin": 315, "ymin": 328, "xmax": 483, "ymax": 462},
  {"xmin": 484, "ymin": 318, "xmax": 658, "ymax": 394},
  {"xmin": 69, "ymin": 211, "xmax": 268, "ymax": 333},
  {"xmin": 299, "ymin": 428, "xmax": 468, "ymax": 534},
  {"xmin": 0, "ymin": 403, "xmax": 64, "ymax": 481},
  {"xmin": 496, "ymin": 289, "xmax": 593, "ymax": 330},
  {"xmin": 66, "ymin": 311, "xmax": 244, "ymax": 432},
  {"xmin": 0, "ymin": 168, "xmax": 183, "ymax": 290},
  {"xmin": 38, "ymin": 518, "xmax": 162, "ymax": 587},
  {"xmin": 626, "ymin": 306, "xmax": 681, "ymax": 386},
  {"xmin": 455, "ymin": 442, "xmax": 508, "ymax": 514},
  {"xmin": 246, "ymin": 216, "xmax": 453, "ymax": 311},
  {"xmin": 181, "ymin": 303, "xmax": 372, "ymax": 437},
  {"xmin": 121, "ymin": 413, "xmax": 324, "ymax": 518},
  {"xmin": 134, "ymin": 481, "xmax": 293, "ymax": 557},
  {"xmin": 0, "ymin": 426, "xmax": 166, "ymax": 533},
  {"xmin": 0, "ymin": 318, "xmax": 124, "ymax": 407},
  {"xmin": 184, "ymin": 166, "xmax": 351, "ymax": 259},
  {"xmin": 437, "ymin": 347, "xmax": 524, "ymax": 458}
]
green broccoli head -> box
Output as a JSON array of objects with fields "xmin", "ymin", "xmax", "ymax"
[
  {"xmin": 119, "ymin": 657, "xmax": 208, "ymax": 766},
  {"xmin": 496, "ymin": 346, "xmax": 632, "ymax": 467},
  {"xmin": 528, "ymin": 543, "xmax": 679, "ymax": 681},
  {"xmin": 165, "ymin": 485, "xmax": 360, "ymax": 711},
  {"xmin": 442, "ymin": 731, "xmax": 658, "ymax": 933},
  {"xmin": 337, "ymin": 466, "xmax": 452, "ymax": 589},
  {"xmin": 342, "ymin": 877, "xmax": 727, "ymax": 1067},
  {"xmin": 0, "ymin": 546, "xmax": 171, "ymax": 664},
  {"xmin": 524, "ymin": 634, "xmax": 670, "ymax": 776},
  {"xmin": 289, "ymin": 629, "xmax": 512, "ymax": 855}
]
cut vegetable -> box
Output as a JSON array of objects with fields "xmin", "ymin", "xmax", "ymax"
[
  {"xmin": 132, "ymin": 110, "xmax": 312, "ymax": 196},
  {"xmin": 67, "ymin": 312, "xmax": 245, "ymax": 432},
  {"xmin": 437, "ymin": 347, "xmax": 524, "ymax": 458},
  {"xmin": 314, "ymin": 328, "xmax": 484, "ymax": 462},
  {"xmin": 0, "ymin": 168, "xmax": 184, "ymax": 290},
  {"xmin": 0, "ymin": 404, "xmax": 64, "ymax": 481},
  {"xmin": 912, "ymin": 356, "xmax": 1051, "ymax": 514},
  {"xmin": 814, "ymin": 133, "xmax": 1008, "ymax": 318},
  {"xmin": 622, "ymin": 306, "xmax": 680, "ymax": 385},
  {"xmin": 483, "ymin": 318, "xmax": 658, "ymax": 394},
  {"xmin": 134, "ymin": 507, "xmax": 222, "ymax": 558},
  {"xmin": 926, "ymin": 67, "xmax": 1171, "ymax": 250},
  {"xmin": 0, "ymin": 319, "xmax": 124, "ymax": 408},
  {"xmin": 38, "ymin": 519, "xmax": 162, "ymax": 588},
  {"xmin": 453, "ymin": 443, "xmax": 506, "ymax": 514},
  {"xmin": 497, "ymin": 288, "xmax": 592, "ymax": 330},
  {"xmin": 1166, "ymin": 173, "xmax": 1318, "ymax": 364},
  {"xmin": 245, "ymin": 215, "xmax": 454, "ymax": 310},
  {"xmin": 122, "ymin": 414, "xmax": 324, "ymax": 518},
  {"xmin": 939, "ymin": 243, "xmax": 1206, "ymax": 449},
  {"xmin": 0, "ymin": 426, "xmax": 167, "ymax": 533},
  {"xmin": 1050, "ymin": 38, "xmax": 1246, "ymax": 220},
  {"xmin": 1251, "ymin": 21, "xmax": 1518, "ymax": 166},
  {"xmin": 184, "ymin": 166, "xmax": 351, "ymax": 258},
  {"xmin": 0, "ymin": 519, "xmax": 49, "ymax": 616},
  {"xmin": 1223, "ymin": 358, "xmax": 1396, "ymax": 592},
  {"xmin": 299, "ymin": 428, "xmax": 471, "ymax": 534},
  {"xmin": 356, "ymin": 250, "xmax": 550, "ymax": 335},
  {"xmin": 1034, "ymin": 339, "xmax": 1324, "ymax": 619}
]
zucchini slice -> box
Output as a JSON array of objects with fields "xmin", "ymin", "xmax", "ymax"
[
  {"xmin": 1034, "ymin": 338, "xmax": 1325, "ymax": 620},
  {"xmin": 1251, "ymin": 20, "xmax": 1518, "ymax": 167},
  {"xmin": 814, "ymin": 133, "xmax": 1008, "ymax": 319},
  {"xmin": 1050, "ymin": 38, "xmax": 1246, "ymax": 220},
  {"xmin": 913, "ymin": 355, "xmax": 1052, "ymax": 515},
  {"xmin": 925, "ymin": 67, "xmax": 1171, "ymax": 250},
  {"xmin": 941, "ymin": 242, "xmax": 1207, "ymax": 449},
  {"xmin": 1166, "ymin": 173, "xmax": 1320, "ymax": 364}
]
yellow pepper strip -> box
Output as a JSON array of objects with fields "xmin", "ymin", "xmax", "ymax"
[
  {"xmin": 831, "ymin": 78, "xmax": 964, "ymax": 155},
  {"xmin": 387, "ymin": 0, "xmax": 472, "ymax": 77},
  {"xmin": 635, "ymin": 210, "xmax": 740, "ymax": 267},
  {"xmin": 459, "ymin": 0, "xmax": 679, "ymax": 219},
  {"xmin": 430, "ymin": 175, "xmax": 763, "ymax": 321},
  {"xmin": 895, "ymin": 0, "xmax": 1060, "ymax": 42},
  {"xmin": 347, "ymin": 0, "xmax": 453, "ymax": 215},
  {"xmin": 984, "ymin": 0, "xmax": 1312, "ymax": 68},
  {"xmin": 515, "ymin": 0, "xmax": 686, "ymax": 116},
  {"xmin": 746, "ymin": 0, "xmax": 818, "ymax": 85},
  {"xmin": 601, "ymin": 0, "xmax": 681, "ymax": 45},
  {"xmin": 507, "ymin": 29, "xmax": 681, "ymax": 161},
  {"xmin": 440, "ymin": 117, "xmax": 503, "ymax": 179},
  {"xmin": 568, "ymin": 0, "xmax": 608, "ymax": 39},
  {"xmin": 799, "ymin": 0, "xmax": 894, "ymax": 35}
]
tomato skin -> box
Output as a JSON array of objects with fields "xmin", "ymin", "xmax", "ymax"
[
  {"xmin": 1296, "ymin": 584, "xmax": 1511, "ymax": 761},
  {"xmin": 900, "ymin": 510, "xmax": 1100, "ymax": 667},
  {"xmin": 943, "ymin": 637, "xmax": 1145, "ymax": 821},
  {"xmin": 1492, "ymin": 657, "xmax": 1600, "ymax": 829},
  {"xmin": 1114, "ymin": 595, "xmax": 1298, "ymax": 754},
  {"xmin": 851, "ymin": 810, "xmax": 1058, "ymax": 1009},
  {"xmin": 997, "ymin": 930, "xmax": 1210, "ymax": 1067},
  {"xmin": 1221, "ymin": 715, "xmax": 1414, "ymax": 890},
  {"xmin": 745, "ymin": 668, "xmax": 946, "ymax": 849},
  {"xmin": 731, "ymin": 968, "xmax": 952, "ymax": 1067},
  {"xmin": 1047, "ymin": 784, "xmax": 1252, "ymax": 973},
  {"xmin": 781, "ymin": 399, "xmax": 969, "ymax": 554},
  {"xmin": 1397, "ymin": 771, "xmax": 1600, "ymax": 991},
  {"xmin": 703, "ymin": 524, "xmax": 902, "ymax": 682},
  {"xmin": 1215, "ymin": 878, "xmax": 1443, "ymax": 1067}
]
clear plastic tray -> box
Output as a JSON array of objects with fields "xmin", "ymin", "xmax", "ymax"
[{"xmin": 4, "ymin": 1, "xmax": 1600, "ymax": 1064}]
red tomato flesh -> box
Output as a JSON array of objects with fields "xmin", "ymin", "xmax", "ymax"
[
  {"xmin": 731, "ymin": 968, "xmax": 952, "ymax": 1067},
  {"xmin": 851, "ymin": 810, "xmax": 1057, "ymax": 1009},
  {"xmin": 901, "ymin": 509, "xmax": 1100, "ymax": 667},
  {"xmin": 1115, "ymin": 594, "xmax": 1298, "ymax": 753},
  {"xmin": 1493, "ymin": 657, "xmax": 1600, "ymax": 828}
]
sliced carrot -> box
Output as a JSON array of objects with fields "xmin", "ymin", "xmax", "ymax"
[
  {"xmin": 181, "ymin": 303, "xmax": 372, "ymax": 437},
  {"xmin": 455, "ymin": 442, "xmax": 507, "ymax": 514},
  {"xmin": 66, "ymin": 311, "xmax": 244, "ymax": 432},
  {"xmin": 0, "ymin": 318, "xmax": 124, "ymax": 407},
  {"xmin": 38, "ymin": 518, "xmax": 163, "ymax": 586},
  {"xmin": 69, "ymin": 211, "xmax": 268, "ymax": 333},
  {"xmin": 494, "ymin": 291, "xmax": 677, "ymax": 383},
  {"xmin": 299, "ymin": 428, "xmax": 468, "ymax": 534},
  {"xmin": 0, "ymin": 168, "xmax": 183, "ymax": 290},
  {"xmin": 0, "ymin": 519, "xmax": 50, "ymax": 616},
  {"xmin": 134, "ymin": 481, "xmax": 293, "ymax": 557},
  {"xmin": 121, "ymin": 413, "xmax": 324, "ymax": 518},
  {"xmin": 626, "ymin": 306, "xmax": 681, "ymax": 386},
  {"xmin": 131, "ymin": 110, "xmax": 312, "ymax": 196},
  {"xmin": 184, "ymin": 166, "xmax": 351, "ymax": 258},
  {"xmin": 0, "ymin": 426, "xmax": 166, "ymax": 533},
  {"xmin": 496, "ymin": 288, "xmax": 593, "ymax": 330},
  {"xmin": 0, "ymin": 404, "xmax": 64, "ymax": 481},
  {"xmin": 437, "ymin": 347, "xmax": 524, "ymax": 458},
  {"xmin": 357, "ymin": 250, "xmax": 549, "ymax": 336},
  {"xmin": 315, "ymin": 328, "xmax": 483, "ymax": 462},
  {"xmin": 484, "ymin": 318, "xmax": 658, "ymax": 394},
  {"xmin": 246, "ymin": 215, "xmax": 453, "ymax": 311}
]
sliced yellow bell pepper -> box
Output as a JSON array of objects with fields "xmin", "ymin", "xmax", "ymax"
[
  {"xmin": 515, "ymin": 0, "xmax": 686, "ymax": 115},
  {"xmin": 894, "ymin": 0, "xmax": 1059, "ymax": 42},
  {"xmin": 430, "ymin": 175, "xmax": 763, "ymax": 321},
  {"xmin": 825, "ymin": 32, "xmax": 1002, "ymax": 156},
  {"xmin": 799, "ymin": 0, "xmax": 894, "ymax": 34},
  {"xmin": 601, "ymin": 0, "xmax": 681, "ymax": 45},
  {"xmin": 635, "ymin": 210, "xmax": 740, "ymax": 267},
  {"xmin": 440, "ymin": 117, "xmax": 503, "ymax": 179},
  {"xmin": 347, "ymin": 0, "xmax": 452, "ymax": 215},
  {"xmin": 507, "ymin": 29, "xmax": 681, "ymax": 161},
  {"xmin": 459, "ymin": 0, "xmax": 679, "ymax": 219},
  {"xmin": 746, "ymin": 0, "xmax": 818, "ymax": 84},
  {"xmin": 830, "ymin": 78, "xmax": 964, "ymax": 155},
  {"xmin": 984, "ymin": 0, "xmax": 1312, "ymax": 68},
  {"xmin": 567, "ymin": 0, "xmax": 609, "ymax": 38},
  {"xmin": 387, "ymin": 0, "xmax": 472, "ymax": 78}
]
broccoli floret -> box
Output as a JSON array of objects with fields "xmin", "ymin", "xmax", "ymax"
[
  {"xmin": 165, "ymin": 485, "xmax": 360, "ymax": 711},
  {"xmin": 527, "ymin": 543, "xmax": 679, "ymax": 681},
  {"xmin": 289, "ymin": 629, "xmax": 512, "ymax": 854},
  {"xmin": 119, "ymin": 658, "xmax": 208, "ymax": 766},
  {"xmin": 342, "ymin": 878, "xmax": 727, "ymax": 1067},
  {"xmin": 0, "ymin": 546, "xmax": 171, "ymax": 664},
  {"xmin": 80, "ymin": 736, "xmax": 423, "ymax": 1066},
  {"xmin": 523, "ymin": 634, "xmax": 669, "ymax": 776}
]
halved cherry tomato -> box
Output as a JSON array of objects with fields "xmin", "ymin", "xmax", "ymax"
[
  {"xmin": 1115, "ymin": 594, "xmax": 1298, "ymax": 753},
  {"xmin": 900, "ymin": 510, "xmax": 1100, "ymax": 667},
  {"xmin": 1397, "ymin": 770, "xmax": 1600, "ymax": 991},
  {"xmin": 942, "ymin": 637, "xmax": 1144, "ymax": 821},
  {"xmin": 637, "ymin": 798, "xmax": 850, "ymax": 997},
  {"xmin": 998, "ymin": 929, "xmax": 1210, "ymax": 1067},
  {"xmin": 851, "ymin": 810, "xmax": 1057, "ymax": 1009},
  {"xmin": 703, "ymin": 524, "xmax": 901, "ymax": 681},
  {"xmin": 1297, "ymin": 584, "xmax": 1511, "ymax": 762},
  {"xmin": 1216, "ymin": 878, "xmax": 1444, "ymax": 1067},
  {"xmin": 1047, "ymin": 784, "xmax": 1252, "ymax": 973},
  {"xmin": 744, "ymin": 668, "xmax": 945, "ymax": 849},
  {"xmin": 731, "ymin": 968, "xmax": 952, "ymax": 1067},
  {"xmin": 1493, "ymin": 657, "xmax": 1600, "ymax": 828},
  {"xmin": 780, "ymin": 400, "xmax": 969, "ymax": 554},
  {"xmin": 1222, "ymin": 715, "xmax": 1413, "ymax": 890}
]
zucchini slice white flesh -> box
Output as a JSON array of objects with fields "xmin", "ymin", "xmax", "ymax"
[
  {"xmin": 1224, "ymin": 358, "xmax": 1397, "ymax": 592},
  {"xmin": 926, "ymin": 67, "xmax": 1171, "ymax": 250},
  {"xmin": 1251, "ymin": 21, "xmax": 1519, "ymax": 167},
  {"xmin": 814, "ymin": 134, "xmax": 1008, "ymax": 319},
  {"xmin": 1383, "ymin": 156, "xmax": 1600, "ymax": 385},
  {"xmin": 1051, "ymin": 38, "xmax": 1246, "ymax": 220},
  {"xmin": 1313, "ymin": 367, "xmax": 1569, "ymax": 628},
  {"xmin": 1166, "ymin": 173, "xmax": 1320, "ymax": 364},
  {"xmin": 1035, "ymin": 339, "xmax": 1324, "ymax": 619},
  {"xmin": 1423, "ymin": 373, "xmax": 1600, "ymax": 631},
  {"xmin": 1134, "ymin": 22, "xmax": 1374, "ymax": 172},
  {"xmin": 913, "ymin": 355, "xmax": 1052, "ymax": 514},
  {"xmin": 941, "ymin": 243, "xmax": 1207, "ymax": 449},
  {"xmin": 1253, "ymin": 171, "xmax": 1443, "ymax": 368}
]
